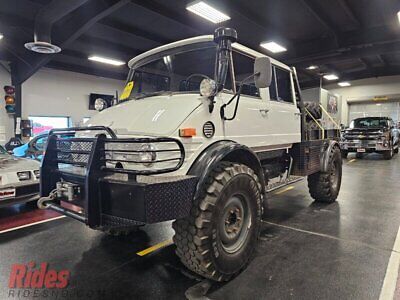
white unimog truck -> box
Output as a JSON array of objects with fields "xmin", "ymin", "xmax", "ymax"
[{"xmin": 38, "ymin": 28, "xmax": 342, "ymax": 281}]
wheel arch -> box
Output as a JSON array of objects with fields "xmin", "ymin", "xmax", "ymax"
[{"xmin": 188, "ymin": 141, "xmax": 265, "ymax": 196}]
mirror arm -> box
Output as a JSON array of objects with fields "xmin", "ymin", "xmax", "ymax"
[{"xmin": 220, "ymin": 73, "xmax": 259, "ymax": 121}]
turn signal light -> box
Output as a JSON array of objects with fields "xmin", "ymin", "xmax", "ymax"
[{"xmin": 179, "ymin": 128, "xmax": 196, "ymax": 137}]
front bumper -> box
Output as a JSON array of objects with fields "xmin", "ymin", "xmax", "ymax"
[
  {"xmin": 0, "ymin": 183, "xmax": 40, "ymax": 208},
  {"xmin": 340, "ymin": 139, "xmax": 390, "ymax": 152},
  {"xmin": 39, "ymin": 127, "xmax": 198, "ymax": 229}
]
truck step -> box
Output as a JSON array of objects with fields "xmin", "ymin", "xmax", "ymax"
[{"xmin": 266, "ymin": 176, "xmax": 303, "ymax": 193}]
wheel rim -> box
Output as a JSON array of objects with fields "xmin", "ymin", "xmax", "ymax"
[
  {"xmin": 330, "ymin": 159, "xmax": 339, "ymax": 190},
  {"xmin": 219, "ymin": 194, "xmax": 251, "ymax": 254}
]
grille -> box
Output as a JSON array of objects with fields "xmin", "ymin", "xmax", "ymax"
[
  {"xmin": 55, "ymin": 138, "xmax": 94, "ymax": 166},
  {"xmin": 203, "ymin": 121, "xmax": 215, "ymax": 138}
]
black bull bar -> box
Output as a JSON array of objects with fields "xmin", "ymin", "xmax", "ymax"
[{"xmin": 39, "ymin": 127, "xmax": 198, "ymax": 229}]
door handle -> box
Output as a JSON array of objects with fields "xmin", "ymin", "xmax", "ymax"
[
  {"xmin": 259, "ymin": 109, "xmax": 269, "ymax": 114},
  {"xmin": 294, "ymin": 112, "xmax": 302, "ymax": 116}
]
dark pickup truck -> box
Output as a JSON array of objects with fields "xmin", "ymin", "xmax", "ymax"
[{"xmin": 340, "ymin": 117, "xmax": 399, "ymax": 159}]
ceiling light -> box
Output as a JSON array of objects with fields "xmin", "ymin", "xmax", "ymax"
[
  {"xmin": 260, "ymin": 41, "xmax": 287, "ymax": 53},
  {"xmin": 307, "ymin": 65, "xmax": 318, "ymax": 70},
  {"xmin": 0, "ymin": 34, "xmax": 3, "ymax": 40},
  {"xmin": 398, "ymin": 11, "xmax": 400, "ymax": 24},
  {"xmin": 338, "ymin": 81, "xmax": 351, "ymax": 87},
  {"xmin": 323, "ymin": 74, "xmax": 339, "ymax": 81},
  {"xmin": 186, "ymin": 1, "xmax": 230, "ymax": 24},
  {"xmin": 88, "ymin": 56, "xmax": 125, "ymax": 66}
]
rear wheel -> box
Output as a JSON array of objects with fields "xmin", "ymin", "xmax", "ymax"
[
  {"xmin": 308, "ymin": 145, "xmax": 342, "ymax": 203},
  {"xmin": 172, "ymin": 162, "xmax": 262, "ymax": 281}
]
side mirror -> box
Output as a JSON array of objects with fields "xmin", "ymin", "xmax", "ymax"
[{"xmin": 254, "ymin": 57, "xmax": 272, "ymax": 89}]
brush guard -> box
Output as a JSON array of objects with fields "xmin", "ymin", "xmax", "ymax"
[{"xmin": 39, "ymin": 126, "xmax": 198, "ymax": 229}]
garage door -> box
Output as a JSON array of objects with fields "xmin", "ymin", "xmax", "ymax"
[{"xmin": 348, "ymin": 101, "xmax": 400, "ymax": 123}]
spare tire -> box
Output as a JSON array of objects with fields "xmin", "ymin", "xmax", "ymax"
[{"xmin": 304, "ymin": 102, "xmax": 322, "ymax": 121}]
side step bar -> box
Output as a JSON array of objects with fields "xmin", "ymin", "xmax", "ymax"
[{"xmin": 266, "ymin": 176, "xmax": 303, "ymax": 193}]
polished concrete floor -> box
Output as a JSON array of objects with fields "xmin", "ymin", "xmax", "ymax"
[{"xmin": 0, "ymin": 152, "xmax": 399, "ymax": 299}]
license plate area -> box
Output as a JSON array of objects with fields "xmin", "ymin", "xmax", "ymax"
[{"xmin": 357, "ymin": 148, "xmax": 366, "ymax": 153}]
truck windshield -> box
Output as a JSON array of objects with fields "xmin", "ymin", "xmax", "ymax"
[
  {"xmin": 350, "ymin": 117, "xmax": 388, "ymax": 128},
  {"xmin": 126, "ymin": 42, "xmax": 217, "ymax": 99}
]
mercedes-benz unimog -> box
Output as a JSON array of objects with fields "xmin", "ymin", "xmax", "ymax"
[{"xmin": 38, "ymin": 28, "xmax": 342, "ymax": 281}]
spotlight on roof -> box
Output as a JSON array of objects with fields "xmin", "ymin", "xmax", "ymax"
[
  {"xmin": 186, "ymin": 1, "xmax": 230, "ymax": 24},
  {"xmin": 323, "ymin": 74, "xmax": 339, "ymax": 81},
  {"xmin": 88, "ymin": 56, "xmax": 125, "ymax": 66},
  {"xmin": 260, "ymin": 41, "xmax": 287, "ymax": 53},
  {"xmin": 338, "ymin": 82, "xmax": 351, "ymax": 87},
  {"xmin": 307, "ymin": 65, "xmax": 318, "ymax": 70}
]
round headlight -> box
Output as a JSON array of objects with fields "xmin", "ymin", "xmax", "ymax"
[
  {"xmin": 139, "ymin": 144, "xmax": 156, "ymax": 166},
  {"xmin": 94, "ymin": 98, "xmax": 108, "ymax": 111},
  {"xmin": 200, "ymin": 79, "xmax": 217, "ymax": 98}
]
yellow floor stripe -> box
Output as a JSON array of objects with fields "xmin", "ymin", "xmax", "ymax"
[
  {"xmin": 136, "ymin": 239, "xmax": 173, "ymax": 256},
  {"xmin": 274, "ymin": 186, "xmax": 294, "ymax": 195},
  {"xmin": 348, "ymin": 158, "xmax": 356, "ymax": 164}
]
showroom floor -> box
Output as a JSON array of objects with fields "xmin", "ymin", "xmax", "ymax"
[{"xmin": 0, "ymin": 153, "xmax": 399, "ymax": 300}]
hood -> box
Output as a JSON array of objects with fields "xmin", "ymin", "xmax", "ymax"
[
  {"xmin": 346, "ymin": 127, "xmax": 387, "ymax": 133},
  {"xmin": 87, "ymin": 94, "xmax": 203, "ymax": 136},
  {"xmin": 0, "ymin": 155, "xmax": 40, "ymax": 172}
]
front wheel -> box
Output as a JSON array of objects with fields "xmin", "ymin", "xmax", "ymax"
[
  {"xmin": 172, "ymin": 162, "xmax": 262, "ymax": 281},
  {"xmin": 308, "ymin": 145, "xmax": 342, "ymax": 203},
  {"xmin": 383, "ymin": 147, "xmax": 394, "ymax": 160}
]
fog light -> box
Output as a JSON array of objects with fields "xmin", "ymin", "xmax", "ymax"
[{"xmin": 17, "ymin": 171, "xmax": 31, "ymax": 181}]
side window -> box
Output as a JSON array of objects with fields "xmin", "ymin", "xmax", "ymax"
[
  {"xmin": 231, "ymin": 51, "xmax": 260, "ymax": 98},
  {"xmin": 269, "ymin": 66, "xmax": 294, "ymax": 104}
]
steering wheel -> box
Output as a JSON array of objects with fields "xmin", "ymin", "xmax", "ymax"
[{"xmin": 184, "ymin": 74, "xmax": 211, "ymax": 91}]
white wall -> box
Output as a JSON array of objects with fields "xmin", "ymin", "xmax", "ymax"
[
  {"xmin": 325, "ymin": 75, "xmax": 400, "ymax": 125},
  {"xmin": 22, "ymin": 68, "xmax": 124, "ymax": 126},
  {"xmin": 0, "ymin": 67, "xmax": 14, "ymax": 143}
]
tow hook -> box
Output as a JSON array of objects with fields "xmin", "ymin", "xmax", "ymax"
[{"xmin": 37, "ymin": 190, "xmax": 57, "ymax": 209}]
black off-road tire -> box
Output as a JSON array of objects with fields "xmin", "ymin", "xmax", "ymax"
[
  {"xmin": 341, "ymin": 150, "xmax": 348, "ymax": 159},
  {"xmin": 304, "ymin": 101, "xmax": 322, "ymax": 121},
  {"xmin": 308, "ymin": 145, "xmax": 342, "ymax": 203},
  {"xmin": 394, "ymin": 146, "xmax": 399, "ymax": 154},
  {"xmin": 172, "ymin": 162, "xmax": 262, "ymax": 282}
]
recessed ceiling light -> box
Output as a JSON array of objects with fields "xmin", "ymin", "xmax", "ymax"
[
  {"xmin": 88, "ymin": 56, "xmax": 125, "ymax": 66},
  {"xmin": 186, "ymin": 1, "xmax": 230, "ymax": 24},
  {"xmin": 0, "ymin": 33, "xmax": 3, "ymax": 40},
  {"xmin": 307, "ymin": 65, "xmax": 318, "ymax": 70},
  {"xmin": 323, "ymin": 74, "xmax": 339, "ymax": 81},
  {"xmin": 338, "ymin": 81, "xmax": 351, "ymax": 87},
  {"xmin": 260, "ymin": 41, "xmax": 287, "ymax": 53}
]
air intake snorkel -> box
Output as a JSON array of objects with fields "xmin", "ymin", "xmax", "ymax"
[{"xmin": 214, "ymin": 28, "xmax": 238, "ymax": 92}]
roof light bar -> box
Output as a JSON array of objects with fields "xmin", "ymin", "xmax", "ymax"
[
  {"xmin": 260, "ymin": 41, "xmax": 287, "ymax": 53},
  {"xmin": 88, "ymin": 56, "xmax": 125, "ymax": 66},
  {"xmin": 323, "ymin": 74, "xmax": 339, "ymax": 81},
  {"xmin": 338, "ymin": 82, "xmax": 351, "ymax": 87},
  {"xmin": 186, "ymin": 1, "xmax": 230, "ymax": 24}
]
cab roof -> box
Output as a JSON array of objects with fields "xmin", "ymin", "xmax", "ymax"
[{"xmin": 128, "ymin": 35, "xmax": 291, "ymax": 72}]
